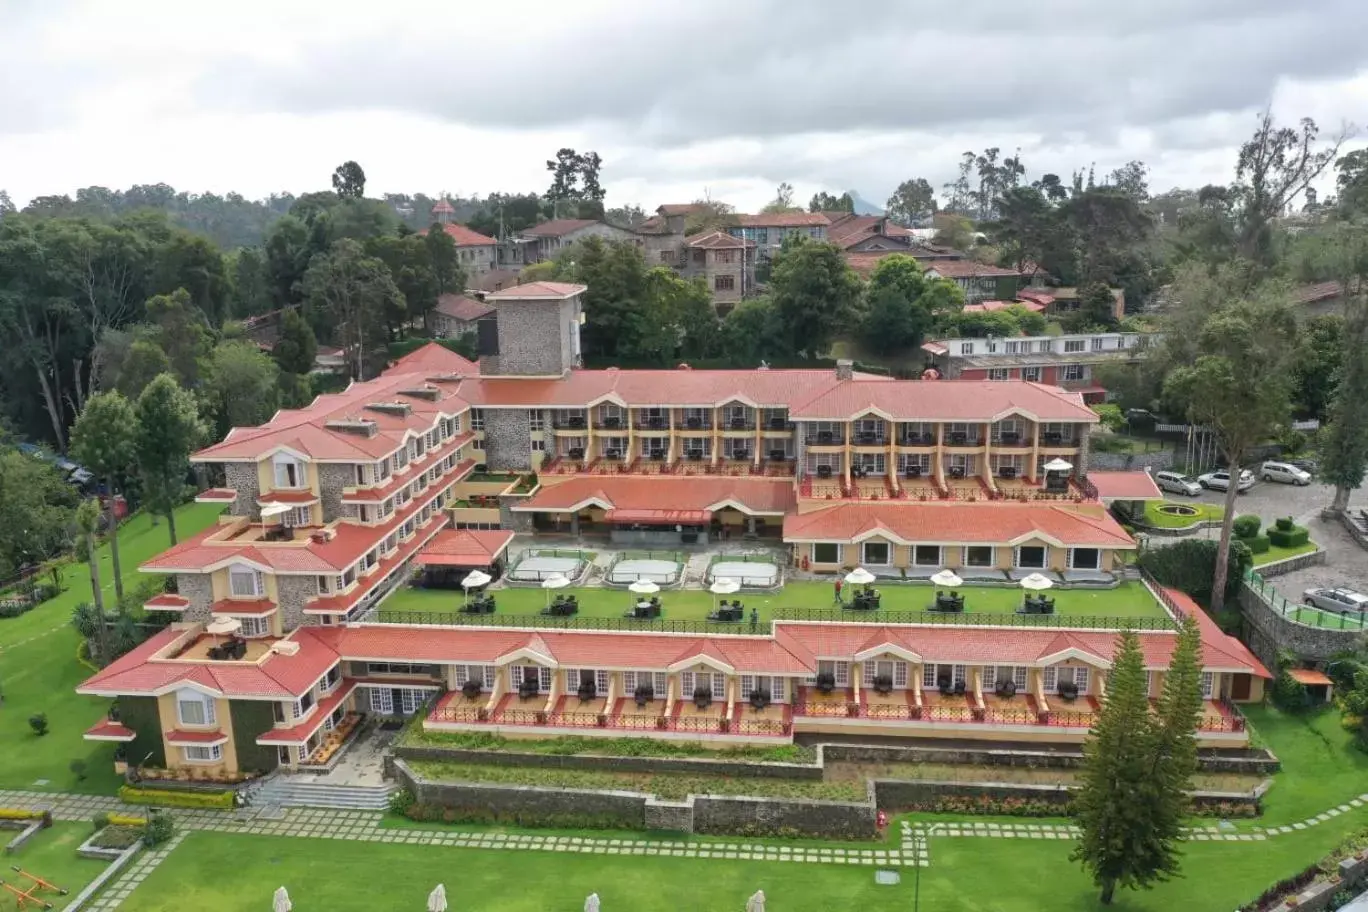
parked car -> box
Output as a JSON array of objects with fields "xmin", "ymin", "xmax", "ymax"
[
  {"xmin": 1261, "ymin": 460, "xmax": 1312, "ymax": 486},
  {"xmin": 1302, "ymin": 587, "xmax": 1368, "ymax": 615},
  {"xmin": 1288, "ymin": 458, "xmax": 1319, "ymax": 475},
  {"xmin": 1154, "ymin": 471, "xmax": 1201, "ymax": 496},
  {"xmin": 1197, "ymin": 468, "xmax": 1255, "ymax": 493}
]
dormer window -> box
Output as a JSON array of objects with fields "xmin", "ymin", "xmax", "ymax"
[
  {"xmin": 228, "ymin": 564, "xmax": 264, "ymax": 598},
  {"xmin": 176, "ymin": 688, "xmax": 216, "ymax": 727},
  {"xmin": 273, "ymin": 456, "xmax": 304, "ymax": 489}
]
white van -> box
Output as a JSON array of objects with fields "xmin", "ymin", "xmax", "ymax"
[
  {"xmin": 1261, "ymin": 461, "xmax": 1312, "ymax": 486},
  {"xmin": 1154, "ymin": 471, "xmax": 1201, "ymax": 496}
]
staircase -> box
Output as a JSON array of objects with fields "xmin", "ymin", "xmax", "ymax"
[{"xmin": 246, "ymin": 776, "xmax": 398, "ymax": 811}]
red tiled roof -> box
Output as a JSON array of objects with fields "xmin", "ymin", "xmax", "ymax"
[
  {"xmin": 515, "ymin": 476, "xmax": 796, "ymax": 516},
  {"xmin": 1087, "ymin": 471, "xmax": 1163, "ymax": 501},
  {"xmin": 685, "ymin": 230, "xmax": 754, "ymax": 249},
  {"xmin": 433, "ymin": 294, "xmax": 493, "ymax": 322},
  {"xmin": 603, "ymin": 508, "xmax": 710, "ymax": 525},
  {"xmin": 843, "ymin": 250, "xmax": 959, "ymax": 277},
  {"xmin": 303, "ymin": 511, "xmax": 458, "ymax": 615},
  {"xmin": 165, "ymin": 729, "xmax": 229, "ymax": 745},
  {"xmin": 1296, "ymin": 281, "xmax": 1343, "ymax": 305},
  {"xmin": 416, "ymin": 529, "xmax": 515, "ymax": 568},
  {"xmin": 1159, "ymin": 588, "xmax": 1271, "ymax": 677},
  {"xmin": 144, "ymin": 593, "xmax": 190, "ymax": 611},
  {"xmin": 1289, "ymin": 668, "xmax": 1332, "ymax": 686},
  {"xmin": 735, "ymin": 213, "xmax": 830, "ymax": 228},
  {"xmin": 1016, "ymin": 289, "xmax": 1057, "ymax": 306},
  {"xmin": 964, "ymin": 300, "xmax": 1046, "ymax": 313},
  {"xmin": 430, "ymin": 223, "xmax": 496, "ymax": 247},
  {"xmin": 782, "ymin": 502, "xmax": 1135, "ymax": 548},
  {"xmin": 210, "ymin": 598, "xmax": 278, "ymax": 617},
  {"xmin": 84, "ymin": 720, "xmax": 136, "ymax": 742},
  {"xmin": 925, "ymin": 260, "xmax": 1035, "ymax": 279},
  {"xmin": 256, "ymin": 681, "xmax": 358, "ymax": 745},
  {"xmin": 828, "ymin": 216, "xmax": 915, "ymax": 250},
  {"xmin": 430, "ymin": 200, "xmax": 455, "ymax": 214},
  {"xmin": 195, "ymin": 488, "xmax": 238, "ymax": 503},
  {"xmin": 486, "ymin": 281, "xmax": 587, "ymax": 300},
  {"xmin": 787, "ymin": 379, "xmax": 1097, "ymax": 422},
  {"xmin": 257, "ymin": 490, "xmax": 318, "ymax": 505},
  {"xmin": 521, "ymin": 219, "xmax": 599, "ymax": 237}
]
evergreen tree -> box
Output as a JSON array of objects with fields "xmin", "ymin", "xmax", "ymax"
[
  {"xmin": 1150, "ymin": 615, "xmax": 1205, "ymax": 855},
  {"xmin": 135, "ymin": 374, "xmax": 206, "ymax": 545},
  {"xmin": 70, "ymin": 391, "xmax": 138, "ymax": 601},
  {"xmin": 1071, "ymin": 628, "xmax": 1197, "ymax": 904}
]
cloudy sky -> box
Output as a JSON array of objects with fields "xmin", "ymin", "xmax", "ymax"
[{"xmin": 4, "ymin": 0, "xmax": 1367, "ymax": 213}]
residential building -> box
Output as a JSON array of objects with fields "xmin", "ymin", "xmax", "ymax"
[
  {"xmin": 728, "ymin": 212, "xmax": 831, "ymax": 265},
  {"xmin": 680, "ymin": 231, "xmax": 755, "ymax": 311},
  {"xmin": 508, "ymin": 219, "xmax": 641, "ymax": 266},
  {"xmin": 1018, "ymin": 287, "xmax": 1126, "ymax": 322},
  {"xmin": 426, "ymin": 294, "xmax": 493, "ymax": 339},
  {"xmin": 79, "ymin": 281, "xmax": 1266, "ymax": 775},
  {"xmin": 922, "ymin": 261, "xmax": 1045, "ymax": 304},
  {"xmin": 921, "ymin": 331, "xmax": 1156, "ymax": 403},
  {"xmin": 422, "ymin": 201, "xmax": 498, "ymax": 275}
]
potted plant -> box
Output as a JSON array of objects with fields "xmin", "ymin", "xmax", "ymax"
[
  {"xmin": 1058, "ymin": 680, "xmax": 1079, "ymax": 702},
  {"xmin": 462, "ymin": 680, "xmax": 482, "ymax": 700},
  {"xmin": 815, "ymin": 672, "xmax": 836, "ymax": 694},
  {"xmin": 750, "ymin": 688, "xmax": 771, "ymax": 711},
  {"xmin": 693, "ymin": 685, "xmax": 713, "ymax": 709},
  {"xmin": 873, "ymin": 674, "xmax": 894, "ymax": 695}
]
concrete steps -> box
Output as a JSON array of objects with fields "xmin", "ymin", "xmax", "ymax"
[{"xmin": 247, "ymin": 778, "xmax": 397, "ymax": 810}]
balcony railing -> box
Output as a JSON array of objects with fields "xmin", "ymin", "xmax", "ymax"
[
  {"xmin": 431, "ymin": 706, "xmax": 790, "ymax": 736},
  {"xmin": 552, "ymin": 415, "xmax": 588, "ymax": 430},
  {"xmin": 634, "ymin": 416, "xmax": 672, "ymax": 430},
  {"xmin": 1039, "ymin": 432, "xmax": 1080, "ymax": 447},
  {"xmin": 762, "ymin": 415, "xmax": 792, "ymax": 431},
  {"xmin": 943, "ymin": 432, "xmax": 982, "ymax": 446},
  {"xmin": 596, "ymin": 415, "xmax": 627, "ymax": 430},
  {"xmin": 990, "ymin": 433, "xmax": 1031, "ymax": 446},
  {"xmin": 722, "ymin": 416, "xmax": 756, "ymax": 431},
  {"xmin": 898, "ymin": 432, "xmax": 936, "ymax": 446},
  {"xmin": 805, "ymin": 431, "xmax": 845, "ymax": 446},
  {"xmin": 852, "ymin": 431, "xmax": 888, "ymax": 446},
  {"xmin": 678, "ymin": 415, "xmax": 712, "ymax": 431}
]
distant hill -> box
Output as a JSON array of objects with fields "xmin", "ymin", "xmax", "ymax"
[{"xmin": 845, "ymin": 190, "xmax": 884, "ymax": 216}]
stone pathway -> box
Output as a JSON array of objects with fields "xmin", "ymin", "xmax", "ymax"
[{"xmin": 5, "ymin": 787, "xmax": 1363, "ymax": 908}]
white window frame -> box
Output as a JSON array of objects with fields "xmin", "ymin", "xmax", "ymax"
[
  {"xmin": 176, "ymin": 689, "xmax": 216, "ymax": 727},
  {"xmin": 369, "ymin": 688, "xmax": 394, "ymax": 714},
  {"xmin": 810, "ymin": 542, "xmax": 841, "ymax": 565},
  {"xmin": 528, "ymin": 410, "xmax": 545, "ymax": 431},
  {"xmin": 1012, "ymin": 666, "xmax": 1028, "ymax": 690},
  {"xmin": 1014, "ymin": 545, "xmax": 1047, "ymax": 569},
  {"xmin": 1068, "ymin": 548, "xmax": 1101, "ymax": 571},
  {"xmin": 1021, "ymin": 367, "xmax": 1042, "ymax": 382},
  {"xmin": 960, "ymin": 342, "xmax": 974, "ymax": 355},
  {"xmin": 962, "ymin": 545, "xmax": 994, "ymax": 568},
  {"xmin": 1041, "ymin": 666, "xmax": 1057, "ymax": 693},
  {"xmin": 861, "ymin": 541, "xmax": 891, "ymax": 566},
  {"xmin": 988, "ymin": 368, "xmax": 1010, "ymax": 381},
  {"xmin": 183, "ymin": 744, "xmax": 223, "ymax": 764},
  {"xmin": 228, "ymin": 565, "xmax": 264, "ymax": 598},
  {"xmin": 1064, "ymin": 339, "xmax": 1085, "ymax": 353},
  {"xmin": 912, "ymin": 544, "xmax": 942, "ymax": 567},
  {"xmin": 272, "ymin": 456, "xmax": 304, "ymax": 489},
  {"xmin": 981, "ymin": 665, "xmax": 997, "ymax": 691},
  {"xmin": 237, "ymin": 615, "xmax": 270, "ymax": 638},
  {"xmin": 1091, "ymin": 337, "xmax": 1105, "ymax": 351},
  {"xmin": 1061, "ymin": 364, "xmax": 1085, "ymax": 382},
  {"xmin": 1200, "ymin": 671, "xmax": 1215, "ymax": 699},
  {"xmin": 470, "ymin": 409, "xmax": 485, "ymax": 431},
  {"xmin": 922, "ymin": 664, "xmax": 937, "ymax": 689}
]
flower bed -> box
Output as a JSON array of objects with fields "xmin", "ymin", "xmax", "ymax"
[
  {"xmin": 118, "ymin": 785, "xmax": 235, "ymax": 809},
  {"xmin": 91, "ymin": 825, "xmax": 144, "ymax": 850},
  {"xmin": 306, "ymin": 713, "xmax": 362, "ymax": 766}
]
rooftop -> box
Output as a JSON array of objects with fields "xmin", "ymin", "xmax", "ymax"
[
  {"xmin": 425, "ymin": 223, "xmax": 496, "ymax": 247},
  {"xmin": 782, "ymin": 501, "xmax": 1135, "ymax": 549},
  {"xmin": 432, "ymin": 294, "xmax": 493, "ymax": 322},
  {"xmin": 520, "ymin": 219, "xmax": 601, "ymax": 238}
]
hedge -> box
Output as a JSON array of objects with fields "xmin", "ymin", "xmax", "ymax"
[
  {"xmin": 1267, "ymin": 525, "xmax": 1310, "ymax": 548},
  {"xmin": 1232, "ymin": 515, "xmax": 1262, "ymax": 539},
  {"xmin": 1238, "ymin": 534, "xmax": 1271, "ymax": 555},
  {"xmin": 118, "ymin": 785, "xmax": 235, "ymax": 809},
  {"xmin": 0, "ymin": 808, "xmax": 50, "ymax": 822}
]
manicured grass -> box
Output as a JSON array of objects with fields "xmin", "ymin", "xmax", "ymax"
[
  {"xmin": 0, "ymin": 503, "xmax": 224, "ymax": 794},
  {"xmin": 407, "ymin": 759, "xmax": 867, "ymax": 802},
  {"xmin": 2, "ymin": 822, "xmax": 111, "ymax": 910},
  {"xmin": 1253, "ymin": 540, "xmax": 1319, "ymax": 566},
  {"xmin": 1241, "ymin": 704, "xmax": 1368, "ymax": 825},
  {"xmin": 382, "ymin": 579, "xmax": 1167, "ymax": 622},
  {"xmin": 1140, "ymin": 499, "xmax": 1225, "ymax": 529},
  {"xmin": 401, "ymin": 728, "xmax": 814, "ymax": 763},
  {"xmin": 120, "ymin": 832, "xmax": 904, "ymax": 912}
]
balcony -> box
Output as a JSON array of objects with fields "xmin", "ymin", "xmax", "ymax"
[
  {"xmin": 851, "ymin": 430, "xmax": 888, "ymax": 447},
  {"xmin": 551, "ymin": 414, "xmax": 588, "ymax": 431},
  {"xmin": 897, "ymin": 431, "xmax": 936, "ymax": 447},
  {"xmin": 427, "ymin": 693, "xmax": 791, "ymax": 739},
  {"xmin": 594, "ymin": 414, "xmax": 627, "ymax": 432},
  {"xmin": 677, "ymin": 414, "xmax": 713, "ymax": 431},
  {"xmin": 804, "ymin": 430, "xmax": 845, "ymax": 446},
  {"xmin": 990, "ymin": 431, "xmax": 1032, "ymax": 448},
  {"xmin": 942, "ymin": 431, "xmax": 983, "ymax": 448},
  {"xmin": 634, "ymin": 414, "xmax": 672, "ymax": 432},
  {"xmin": 721, "ymin": 415, "xmax": 756, "ymax": 432},
  {"xmin": 1039, "ymin": 431, "xmax": 1082, "ymax": 448},
  {"xmin": 761, "ymin": 413, "xmax": 792, "ymax": 433}
]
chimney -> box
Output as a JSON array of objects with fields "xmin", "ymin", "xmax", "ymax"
[
  {"xmin": 835, "ymin": 359, "xmax": 854, "ymax": 381},
  {"xmin": 324, "ymin": 418, "xmax": 379, "ymax": 437},
  {"xmin": 364, "ymin": 402, "xmax": 412, "ymax": 418},
  {"xmin": 398, "ymin": 386, "xmax": 442, "ymax": 402}
]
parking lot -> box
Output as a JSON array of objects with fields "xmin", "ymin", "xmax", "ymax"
[{"xmin": 1177, "ymin": 476, "xmax": 1366, "ymax": 610}]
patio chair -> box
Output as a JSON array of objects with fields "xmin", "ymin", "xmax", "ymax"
[
  {"xmin": 815, "ymin": 672, "xmax": 836, "ymax": 694},
  {"xmin": 952, "ymin": 681, "xmax": 966, "ymax": 697},
  {"xmin": 577, "ymin": 682, "xmax": 597, "ymax": 703},
  {"xmin": 750, "ymin": 689, "xmax": 771, "ymax": 711},
  {"xmin": 462, "ymin": 680, "xmax": 482, "ymax": 699},
  {"xmin": 518, "ymin": 679, "xmax": 539, "ymax": 701},
  {"xmin": 873, "ymin": 675, "xmax": 894, "ymax": 695},
  {"xmin": 1057, "ymin": 681, "xmax": 1079, "ymax": 701},
  {"xmin": 693, "ymin": 687, "xmax": 713, "ymax": 710},
  {"xmin": 937, "ymin": 678, "xmax": 953, "ymax": 697},
  {"xmin": 634, "ymin": 684, "xmax": 654, "ymax": 707}
]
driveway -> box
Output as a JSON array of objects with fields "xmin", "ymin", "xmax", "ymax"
[{"xmin": 1173, "ymin": 479, "xmax": 1367, "ymax": 600}]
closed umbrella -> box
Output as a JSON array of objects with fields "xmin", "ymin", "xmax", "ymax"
[
  {"xmin": 427, "ymin": 884, "xmax": 448, "ymax": 912},
  {"xmin": 584, "ymin": 893, "xmax": 601, "ymax": 912},
  {"xmin": 844, "ymin": 567, "xmax": 876, "ymax": 586},
  {"xmin": 929, "ymin": 569, "xmax": 962, "ymax": 589},
  {"xmin": 710, "ymin": 577, "xmax": 740, "ymax": 610},
  {"xmin": 541, "ymin": 573, "xmax": 570, "ymax": 608},
  {"xmin": 746, "ymin": 889, "xmax": 766, "ymax": 912},
  {"xmin": 272, "ymin": 887, "xmax": 292, "ymax": 912},
  {"xmin": 461, "ymin": 569, "xmax": 492, "ymax": 606}
]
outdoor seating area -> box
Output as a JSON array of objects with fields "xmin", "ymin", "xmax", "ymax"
[
  {"xmin": 707, "ymin": 600, "xmax": 746, "ymax": 622},
  {"xmin": 206, "ymin": 636, "xmax": 248, "ymax": 660},
  {"xmin": 541, "ymin": 595, "xmax": 579, "ymax": 616},
  {"xmin": 928, "ymin": 591, "xmax": 966, "ymax": 612},
  {"xmin": 843, "ymin": 586, "xmax": 882, "ymax": 611},
  {"xmin": 1018, "ymin": 595, "xmax": 1056, "ymax": 615},
  {"xmin": 624, "ymin": 598, "xmax": 663, "ymax": 619},
  {"xmin": 462, "ymin": 594, "xmax": 497, "ymax": 614}
]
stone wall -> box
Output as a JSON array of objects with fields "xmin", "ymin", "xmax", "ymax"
[
  {"xmin": 393, "ymin": 745, "xmax": 822, "ymax": 780},
  {"xmin": 486, "ymin": 299, "xmax": 575, "ymax": 377},
  {"xmin": 176, "ymin": 573, "xmax": 214, "ymax": 623},
  {"xmin": 873, "ymin": 778, "xmax": 1263, "ymax": 816},
  {"xmin": 692, "ymin": 793, "xmax": 877, "ymax": 839},
  {"xmin": 223, "ymin": 462, "xmax": 260, "ymax": 518},
  {"xmin": 1086, "ymin": 449, "xmax": 1176, "ymax": 473},
  {"xmin": 499, "ymin": 498, "xmax": 534, "ymax": 532},
  {"xmin": 1238, "ymin": 582, "xmax": 1364, "ymax": 668},
  {"xmin": 1254, "ymin": 549, "xmax": 1327, "ymax": 578},
  {"xmin": 816, "ymin": 742, "xmax": 1279, "ymax": 775},
  {"xmin": 316, "ymin": 465, "xmax": 354, "ymax": 523},
  {"xmin": 1337, "ymin": 511, "xmax": 1368, "ymax": 550},
  {"xmin": 1266, "ymin": 851, "xmax": 1368, "ymax": 912},
  {"xmin": 482, "ymin": 411, "xmax": 532, "ymax": 471},
  {"xmin": 275, "ymin": 575, "xmax": 319, "ymax": 631},
  {"xmin": 643, "ymin": 799, "xmax": 693, "ymax": 832}
]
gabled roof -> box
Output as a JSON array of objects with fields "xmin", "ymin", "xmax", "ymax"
[
  {"xmin": 416, "ymin": 529, "xmax": 515, "ymax": 567},
  {"xmin": 514, "ymin": 475, "xmax": 796, "ymax": 517},
  {"xmin": 485, "ymin": 282, "xmax": 586, "ymax": 301},
  {"xmin": 782, "ymin": 502, "xmax": 1136, "ymax": 549},
  {"xmin": 521, "ymin": 219, "xmax": 600, "ymax": 237},
  {"xmin": 735, "ymin": 212, "xmax": 830, "ymax": 228},
  {"xmin": 786, "ymin": 379, "xmax": 1097, "ymax": 422},
  {"xmin": 430, "ymin": 199, "xmax": 455, "ymax": 215},
  {"xmin": 926, "ymin": 261, "xmax": 1035, "ymax": 279},
  {"xmin": 686, "ymin": 230, "xmax": 754, "ymax": 249},
  {"xmin": 429, "ymin": 223, "xmax": 496, "ymax": 247},
  {"xmin": 1087, "ymin": 471, "xmax": 1163, "ymax": 501},
  {"xmin": 433, "ymin": 294, "xmax": 494, "ymax": 322}
]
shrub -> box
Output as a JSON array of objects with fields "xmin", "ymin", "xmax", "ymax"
[
  {"xmin": 388, "ymin": 788, "xmax": 415, "ymax": 816},
  {"xmin": 91, "ymin": 812, "xmax": 111, "ymax": 831},
  {"xmin": 70, "ymin": 759, "xmax": 88, "ymax": 782},
  {"xmin": 118, "ymin": 785, "xmax": 235, "ymax": 809},
  {"xmin": 1241, "ymin": 534, "xmax": 1271, "ymax": 554},
  {"xmin": 0, "ymin": 809, "xmax": 50, "ymax": 822},
  {"xmin": 107, "ymin": 814, "xmax": 148, "ymax": 828},
  {"xmin": 403, "ymin": 802, "xmax": 644, "ymax": 832},
  {"xmin": 142, "ymin": 812, "xmax": 175, "ymax": 847},
  {"xmin": 1274, "ymin": 516, "xmax": 1296, "ymax": 532},
  {"xmin": 1232, "ymin": 515, "xmax": 1262, "ymax": 539},
  {"xmin": 92, "ymin": 825, "xmax": 144, "ymax": 850},
  {"xmin": 28, "ymin": 713, "xmax": 48, "ymax": 736},
  {"xmin": 1137, "ymin": 538, "xmax": 1252, "ymax": 602},
  {"xmin": 1268, "ymin": 525, "xmax": 1311, "ymax": 548}
]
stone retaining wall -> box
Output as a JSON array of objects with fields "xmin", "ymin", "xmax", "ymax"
[
  {"xmin": 819, "ymin": 742, "xmax": 1279, "ymax": 775},
  {"xmin": 1267, "ymin": 850, "xmax": 1368, "ymax": 912},
  {"xmin": 874, "ymin": 778, "xmax": 1264, "ymax": 815},
  {"xmin": 1338, "ymin": 512, "xmax": 1368, "ymax": 551},
  {"xmin": 1238, "ymin": 583, "xmax": 1364, "ymax": 668},
  {"xmin": 1255, "ymin": 549, "xmax": 1327, "ymax": 578},
  {"xmin": 394, "ymin": 745, "xmax": 822, "ymax": 780},
  {"xmin": 692, "ymin": 791, "xmax": 876, "ymax": 839},
  {"xmin": 1087, "ymin": 450, "xmax": 1176, "ymax": 472}
]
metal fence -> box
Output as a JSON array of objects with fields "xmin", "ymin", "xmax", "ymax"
[
  {"xmin": 1242, "ymin": 568, "xmax": 1368, "ymax": 631},
  {"xmin": 432, "ymin": 706, "xmax": 789, "ymax": 736},
  {"xmin": 372, "ymin": 610, "xmax": 766, "ymax": 634},
  {"xmin": 771, "ymin": 605, "xmax": 1177, "ymax": 631}
]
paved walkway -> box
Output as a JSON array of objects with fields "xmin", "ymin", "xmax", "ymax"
[{"xmin": 6, "ymin": 786, "xmax": 1365, "ymax": 909}]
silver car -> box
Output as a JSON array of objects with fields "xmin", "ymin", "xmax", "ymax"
[
  {"xmin": 1302, "ymin": 587, "xmax": 1368, "ymax": 615},
  {"xmin": 1154, "ymin": 471, "xmax": 1201, "ymax": 496}
]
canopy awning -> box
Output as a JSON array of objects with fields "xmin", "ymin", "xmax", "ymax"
[
  {"xmin": 603, "ymin": 508, "xmax": 710, "ymax": 525},
  {"xmin": 415, "ymin": 529, "xmax": 516, "ymax": 568},
  {"xmin": 1289, "ymin": 668, "xmax": 1333, "ymax": 686}
]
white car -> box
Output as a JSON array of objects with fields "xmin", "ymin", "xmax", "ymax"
[
  {"xmin": 1261, "ymin": 461, "xmax": 1312, "ymax": 486},
  {"xmin": 1302, "ymin": 587, "xmax": 1368, "ymax": 615},
  {"xmin": 1154, "ymin": 471, "xmax": 1201, "ymax": 496},
  {"xmin": 1197, "ymin": 469, "xmax": 1255, "ymax": 493}
]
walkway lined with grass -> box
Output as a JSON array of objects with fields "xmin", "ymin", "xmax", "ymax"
[{"xmin": 0, "ymin": 503, "xmax": 224, "ymax": 794}]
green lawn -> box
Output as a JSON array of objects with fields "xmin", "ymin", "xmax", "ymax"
[
  {"xmin": 1140, "ymin": 499, "xmax": 1225, "ymax": 529},
  {"xmin": 1253, "ymin": 540, "xmax": 1320, "ymax": 566},
  {"xmin": 2, "ymin": 822, "xmax": 111, "ymax": 909},
  {"xmin": 120, "ymin": 832, "xmax": 903, "ymax": 912},
  {"xmin": 1241, "ymin": 704, "xmax": 1368, "ymax": 824},
  {"xmin": 383, "ymin": 579, "xmax": 1167, "ymax": 623},
  {"xmin": 0, "ymin": 503, "xmax": 224, "ymax": 793}
]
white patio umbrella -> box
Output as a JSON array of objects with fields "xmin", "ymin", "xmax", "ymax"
[
  {"xmin": 1019, "ymin": 572, "xmax": 1054, "ymax": 592},
  {"xmin": 929, "ymin": 569, "xmax": 963, "ymax": 589},
  {"xmin": 584, "ymin": 893, "xmax": 601, "ymax": 912},
  {"xmin": 746, "ymin": 889, "xmax": 766, "ymax": 912},
  {"xmin": 709, "ymin": 577, "xmax": 741, "ymax": 610},
  {"xmin": 628, "ymin": 579, "xmax": 660, "ymax": 596},
  {"xmin": 206, "ymin": 616, "xmax": 242, "ymax": 647},
  {"xmin": 541, "ymin": 573, "xmax": 570, "ymax": 607},
  {"xmin": 426, "ymin": 884, "xmax": 448, "ymax": 912},
  {"xmin": 461, "ymin": 569, "xmax": 492, "ymax": 606},
  {"xmin": 844, "ymin": 567, "xmax": 876, "ymax": 586},
  {"xmin": 272, "ymin": 887, "xmax": 292, "ymax": 912},
  {"xmin": 1042, "ymin": 458, "xmax": 1074, "ymax": 473}
]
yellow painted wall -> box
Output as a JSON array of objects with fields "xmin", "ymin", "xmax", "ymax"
[{"xmin": 156, "ymin": 691, "xmax": 239, "ymax": 775}]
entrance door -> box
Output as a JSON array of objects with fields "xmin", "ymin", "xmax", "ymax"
[{"xmin": 1230, "ymin": 674, "xmax": 1251, "ymax": 701}]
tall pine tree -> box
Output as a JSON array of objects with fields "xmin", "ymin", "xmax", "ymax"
[{"xmin": 1070, "ymin": 625, "xmax": 1201, "ymax": 904}]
